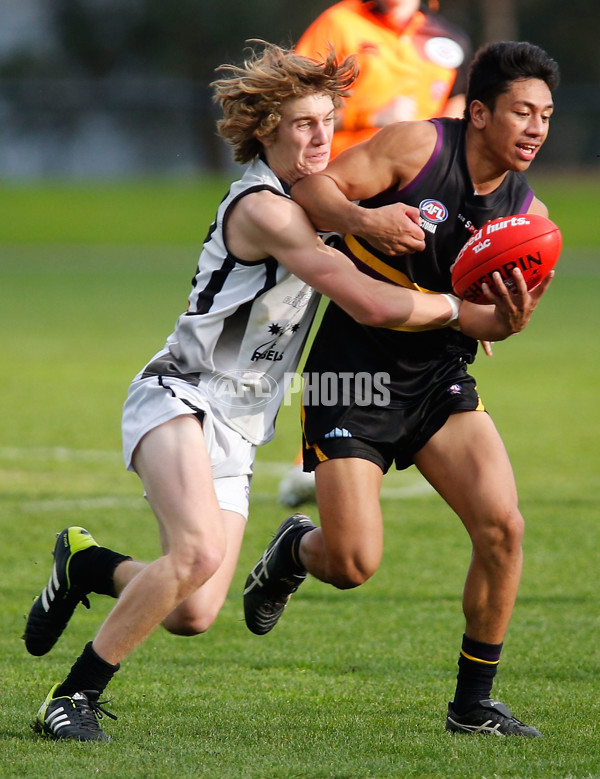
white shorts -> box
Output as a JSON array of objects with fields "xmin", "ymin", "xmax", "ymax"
[{"xmin": 122, "ymin": 376, "xmax": 256, "ymax": 519}]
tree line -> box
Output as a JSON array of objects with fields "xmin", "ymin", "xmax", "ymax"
[{"xmin": 2, "ymin": 0, "xmax": 598, "ymax": 86}]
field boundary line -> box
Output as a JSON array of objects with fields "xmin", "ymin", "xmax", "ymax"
[{"xmin": 3, "ymin": 446, "xmax": 434, "ymax": 508}]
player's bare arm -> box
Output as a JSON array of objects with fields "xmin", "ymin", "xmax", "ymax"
[
  {"xmin": 227, "ymin": 189, "xmax": 458, "ymax": 330},
  {"xmin": 292, "ymin": 121, "xmax": 438, "ymax": 255},
  {"xmin": 527, "ymin": 196, "xmax": 550, "ymax": 218}
]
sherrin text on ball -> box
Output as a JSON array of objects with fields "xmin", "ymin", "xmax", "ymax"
[{"xmin": 451, "ymin": 214, "xmax": 562, "ymax": 304}]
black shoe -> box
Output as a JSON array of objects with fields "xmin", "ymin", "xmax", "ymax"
[
  {"xmin": 24, "ymin": 527, "xmax": 99, "ymax": 656},
  {"xmin": 33, "ymin": 684, "xmax": 116, "ymax": 742},
  {"xmin": 446, "ymin": 699, "xmax": 542, "ymax": 737},
  {"xmin": 244, "ymin": 514, "xmax": 315, "ymax": 635}
]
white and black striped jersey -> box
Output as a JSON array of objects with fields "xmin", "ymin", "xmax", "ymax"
[{"xmin": 137, "ymin": 158, "xmax": 320, "ymax": 445}]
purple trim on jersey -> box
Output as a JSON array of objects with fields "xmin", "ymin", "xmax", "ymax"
[
  {"xmin": 359, "ymin": 120, "xmax": 444, "ymax": 209},
  {"xmin": 520, "ymin": 188, "xmax": 535, "ymax": 213},
  {"xmin": 399, "ymin": 120, "xmax": 444, "ymax": 199}
]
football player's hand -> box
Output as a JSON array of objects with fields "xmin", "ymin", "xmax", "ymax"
[
  {"xmin": 358, "ymin": 202, "xmax": 426, "ymax": 256},
  {"xmin": 483, "ymin": 267, "xmax": 554, "ymax": 335}
]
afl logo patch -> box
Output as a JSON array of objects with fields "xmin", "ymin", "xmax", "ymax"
[
  {"xmin": 424, "ymin": 37, "xmax": 465, "ymax": 69},
  {"xmin": 207, "ymin": 369, "xmax": 279, "ymax": 409},
  {"xmin": 419, "ymin": 199, "xmax": 448, "ymax": 224}
]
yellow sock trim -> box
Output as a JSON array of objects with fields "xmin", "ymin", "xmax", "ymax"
[{"xmin": 460, "ymin": 650, "xmax": 500, "ymax": 665}]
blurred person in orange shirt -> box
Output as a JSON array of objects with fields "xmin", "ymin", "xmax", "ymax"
[{"xmin": 296, "ymin": 0, "xmax": 472, "ymax": 158}]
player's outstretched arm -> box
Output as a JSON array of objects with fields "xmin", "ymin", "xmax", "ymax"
[{"xmin": 230, "ymin": 189, "xmax": 457, "ymax": 330}]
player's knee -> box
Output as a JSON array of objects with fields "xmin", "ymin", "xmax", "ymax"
[
  {"xmin": 164, "ymin": 609, "xmax": 218, "ymax": 637},
  {"xmin": 170, "ymin": 541, "xmax": 225, "ymax": 597},
  {"xmin": 475, "ymin": 508, "xmax": 524, "ymax": 565},
  {"xmin": 162, "ymin": 580, "xmax": 226, "ymax": 636},
  {"xmin": 189, "ymin": 545, "xmax": 225, "ymax": 590},
  {"xmin": 328, "ymin": 553, "xmax": 378, "ymax": 589},
  {"xmin": 496, "ymin": 508, "xmax": 524, "ymax": 550}
]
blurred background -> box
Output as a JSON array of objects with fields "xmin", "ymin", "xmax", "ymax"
[{"xmin": 1, "ymin": 0, "xmax": 598, "ymax": 179}]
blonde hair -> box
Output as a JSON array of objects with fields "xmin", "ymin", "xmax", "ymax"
[{"xmin": 211, "ymin": 40, "xmax": 357, "ymax": 164}]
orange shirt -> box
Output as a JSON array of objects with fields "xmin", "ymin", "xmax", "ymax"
[{"xmin": 296, "ymin": 0, "xmax": 471, "ymax": 157}]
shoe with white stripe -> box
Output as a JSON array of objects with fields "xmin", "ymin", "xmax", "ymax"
[
  {"xmin": 244, "ymin": 514, "xmax": 315, "ymax": 635},
  {"xmin": 446, "ymin": 699, "xmax": 542, "ymax": 737},
  {"xmin": 34, "ymin": 683, "xmax": 115, "ymax": 741},
  {"xmin": 24, "ymin": 527, "xmax": 98, "ymax": 656}
]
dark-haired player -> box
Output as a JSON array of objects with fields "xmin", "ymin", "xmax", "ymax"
[{"xmin": 245, "ymin": 41, "xmax": 559, "ymax": 737}]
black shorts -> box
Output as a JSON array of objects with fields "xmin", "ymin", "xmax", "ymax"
[{"xmin": 302, "ymin": 367, "xmax": 484, "ymax": 474}]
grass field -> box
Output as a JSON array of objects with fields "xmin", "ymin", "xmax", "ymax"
[{"xmin": 1, "ymin": 173, "xmax": 599, "ymax": 778}]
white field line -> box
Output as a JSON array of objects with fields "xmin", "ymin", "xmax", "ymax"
[
  {"xmin": 19, "ymin": 496, "xmax": 147, "ymax": 513},
  {"xmin": 2, "ymin": 446, "xmax": 433, "ymax": 512},
  {"xmin": 0, "ymin": 446, "xmax": 122, "ymax": 464}
]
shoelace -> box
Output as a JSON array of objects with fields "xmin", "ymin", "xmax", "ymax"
[
  {"xmin": 245, "ymin": 524, "xmax": 307, "ymax": 594},
  {"xmin": 76, "ymin": 691, "xmax": 118, "ymax": 725}
]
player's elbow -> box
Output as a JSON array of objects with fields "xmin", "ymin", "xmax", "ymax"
[{"xmin": 354, "ymin": 308, "xmax": 386, "ymax": 328}]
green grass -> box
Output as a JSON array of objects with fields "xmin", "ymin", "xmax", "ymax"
[
  {"xmin": 1, "ymin": 177, "xmax": 600, "ymax": 777},
  {"xmin": 0, "ymin": 171, "xmax": 597, "ymax": 247},
  {"xmin": 0, "ymin": 177, "xmax": 230, "ymax": 245}
]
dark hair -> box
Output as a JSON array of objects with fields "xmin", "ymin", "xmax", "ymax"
[{"xmin": 464, "ymin": 41, "xmax": 560, "ymax": 120}]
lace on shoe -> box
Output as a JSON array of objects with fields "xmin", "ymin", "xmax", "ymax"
[
  {"xmin": 81, "ymin": 691, "xmax": 118, "ymax": 723},
  {"xmin": 32, "ymin": 687, "xmax": 117, "ymax": 741}
]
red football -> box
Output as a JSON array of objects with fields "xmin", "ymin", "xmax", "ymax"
[{"xmin": 451, "ymin": 214, "xmax": 562, "ymax": 304}]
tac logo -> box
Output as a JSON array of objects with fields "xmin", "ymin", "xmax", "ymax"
[{"xmin": 419, "ymin": 199, "xmax": 448, "ymax": 224}]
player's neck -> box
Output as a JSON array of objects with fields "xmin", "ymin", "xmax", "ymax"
[
  {"xmin": 469, "ymin": 167, "xmax": 509, "ymax": 197},
  {"xmin": 465, "ymin": 128, "xmax": 510, "ymax": 196}
]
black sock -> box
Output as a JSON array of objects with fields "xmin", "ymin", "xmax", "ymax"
[
  {"xmin": 278, "ymin": 517, "xmax": 314, "ymax": 574},
  {"xmin": 452, "ymin": 634, "xmax": 502, "ymax": 714},
  {"xmin": 55, "ymin": 641, "xmax": 119, "ymax": 698},
  {"xmin": 70, "ymin": 546, "xmax": 132, "ymax": 597}
]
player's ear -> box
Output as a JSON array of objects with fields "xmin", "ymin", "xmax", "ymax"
[{"xmin": 469, "ymin": 100, "xmax": 488, "ymax": 130}]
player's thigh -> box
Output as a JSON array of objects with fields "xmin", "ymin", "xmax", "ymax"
[
  {"xmin": 315, "ymin": 456, "xmax": 384, "ymax": 567},
  {"xmin": 414, "ymin": 411, "xmax": 518, "ymax": 531},
  {"xmin": 133, "ymin": 415, "xmax": 225, "ymax": 557}
]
